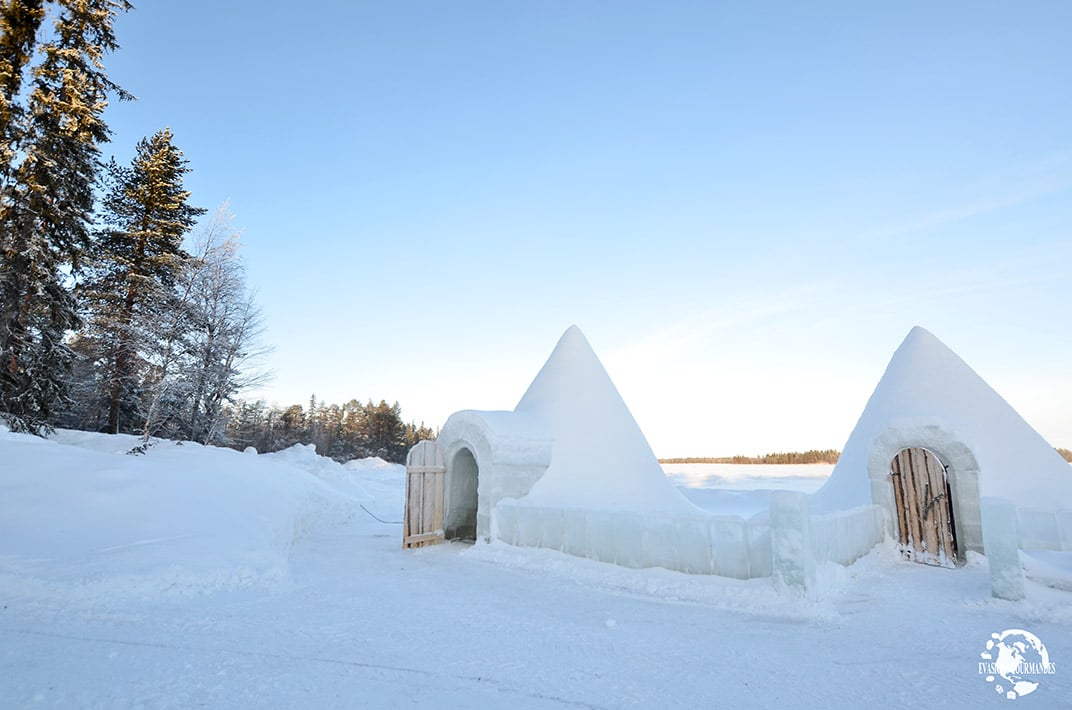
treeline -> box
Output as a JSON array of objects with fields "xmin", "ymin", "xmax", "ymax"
[
  {"xmin": 223, "ymin": 397, "xmax": 435, "ymax": 464},
  {"xmin": 665, "ymin": 449, "xmax": 1072, "ymax": 465},
  {"xmin": 0, "ymin": 3, "xmax": 267, "ymax": 446},
  {"xmin": 661, "ymin": 449, "xmax": 841, "ymax": 465}
]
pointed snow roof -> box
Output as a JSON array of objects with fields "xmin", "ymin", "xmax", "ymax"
[
  {"xmin": 813, "ymin": 326, "xmax": 1072, "ymax": 512},
  {"xmin": 515, "ymin": 326, "xmax": 701, "ymax": 515}
]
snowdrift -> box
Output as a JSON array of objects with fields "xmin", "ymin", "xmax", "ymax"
[{"xmin": 0, "ymin": 425, "xmax": 402, "ymax": 603}]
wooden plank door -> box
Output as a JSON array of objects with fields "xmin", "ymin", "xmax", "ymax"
[
  {"xmin": 889, "ymin": 447, "xmax": 958, "ymax": 568},
  {"xmin": 403, "ymin": 441, "xmax": 446, "ymax": 548}
]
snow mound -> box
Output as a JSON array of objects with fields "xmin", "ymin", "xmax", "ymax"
[
  {"xmin": 344, "ymin": 455, "xmax": 397, "ymax": 471},
  {"xmin": 263, "ymin": 441, "xmax": 320, "ymax": 466},
  {"xmin": 0, "ymin": 429, "xmax": 373, "ymax": 604},
  {"xmin": 515, "ymin": 326, "xmax": 702, "ymax": 515}
]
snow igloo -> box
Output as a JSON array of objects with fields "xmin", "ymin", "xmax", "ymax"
[{"xmin": 811, "ymin": 326, "xmax": 1072, "ymax": 598}]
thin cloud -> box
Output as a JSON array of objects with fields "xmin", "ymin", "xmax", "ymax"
[
  {"xmin": 863, "ymin": 152, "xmax": 1072, "ymax": 242},
  {"xmin": 606, "ymin": 283, "xmax": 831, "ymax": 371}
]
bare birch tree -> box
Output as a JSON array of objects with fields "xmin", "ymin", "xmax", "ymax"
[{"xmin": 178, "ymin": 204, "xmax": 271, "ymax": 445}]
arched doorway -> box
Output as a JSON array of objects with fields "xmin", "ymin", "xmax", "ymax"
[
  {"xmin": 889, "ymin": 447, "xmax": 959, "ymax": 568},
  {"xmin": 445, "ymin": 447, "xmax": 478, "ymax": 541}
]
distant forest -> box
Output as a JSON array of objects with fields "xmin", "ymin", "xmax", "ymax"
[
  {"xmin": 665, "ymin": 448, "xmax": 1072, "ymax": 465},
  {"xmin": 661, "ymin": 449, "xmax": 841, "ymax": 465},
  {"xmin": 223, "ymin": 397, "xmax": 435, "ymax": 464}
]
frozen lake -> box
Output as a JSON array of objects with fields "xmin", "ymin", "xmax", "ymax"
[{"xmin": 661, "ymin": 462, "xmax": 834, "ymax": 518}]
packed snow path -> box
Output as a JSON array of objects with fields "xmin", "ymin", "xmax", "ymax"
[{"xmin": 4, "ymin": 510, "xmax": 1071, "ymax": 708}]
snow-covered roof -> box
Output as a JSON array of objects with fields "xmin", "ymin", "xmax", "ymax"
[{"xmin": 813, "ymin": 326, "xmax": 1072, "ymax": 512}]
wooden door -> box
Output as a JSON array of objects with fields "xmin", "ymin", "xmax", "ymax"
[
  {"xmin": 403, "ymin": 441, "xmax": 446, "ymax": 549},
  {"xmin": 889, "ymin": 447, "xmax": 958, "ymax": 568}
]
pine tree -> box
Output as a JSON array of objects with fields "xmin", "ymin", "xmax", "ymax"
[
  {"xmin": 364, "ymin": 399, "xmax": 406, "ymax": 461},
  {"xmin": 403, "ymin": 420, "xmax": 435, "ymax": 451},
  {"xmin": 276, "ymin": 403, "xmax": 306, "ymax": 449},
  {"xmin": 78, "ymin": 128, "xmax": 205, "ymax": 433},
  {"xmin": 222, "ymin": 398, "xmax": 269, "ymax": 452},
  {"xmin": 0, "ymin": 0, "xmax": 131, "ymax": 433}
]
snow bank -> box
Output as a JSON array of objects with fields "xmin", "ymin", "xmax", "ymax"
[{"xmin": 0, "ymin": 430, "xmax": 398, "ymax": 604}]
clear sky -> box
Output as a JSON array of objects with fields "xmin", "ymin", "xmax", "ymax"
[{"xmin": 99, "ymin": 1, "xmax": 1071, "ymax": 457}]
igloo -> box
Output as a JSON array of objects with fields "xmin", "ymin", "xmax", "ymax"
[
  {"xmin": 812, "ymin": 326, "xmax": 1072, "ymax": 598},
  {"xmin": 405, "ymin": 326, "xmax": 885, "ymax": 588}
]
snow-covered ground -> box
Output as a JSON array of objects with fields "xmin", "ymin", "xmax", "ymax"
[
  {"xmin": 2, "ymin": 428, "xmax": 1070, "ymax": 708},
  {"xmin": 664, "ymin": 463, "xmax": 833, "ymax": 518}
]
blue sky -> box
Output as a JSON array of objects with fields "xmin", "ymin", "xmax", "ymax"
[{"xmin": 99, "ymin": 2, "xmax": 1071, "ymax": 456}]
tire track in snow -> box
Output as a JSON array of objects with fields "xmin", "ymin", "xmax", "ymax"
[{"xmin": 1, "ymin": 626, "xmax": 610, "ymax": 709}]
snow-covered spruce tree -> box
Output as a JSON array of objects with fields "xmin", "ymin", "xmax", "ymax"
[
  {"xmin": 78, "ymin": 128, "xmax": 205, "ymax": 434},
  {"xmin": 0, "ymin": 1, "xmax": 46, "ymax": 186},
  {"xmin": 0, "ymin": 0, "xmax": 131, "ymax": 434}
]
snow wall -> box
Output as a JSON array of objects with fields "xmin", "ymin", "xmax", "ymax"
[
  {"xmin": 493, "ymin": 496, "xmax": 886, "ymax": 582},
  {"xmin": 1017, "ymin": 508, "xmax": 1072, "ymax": 551}
]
